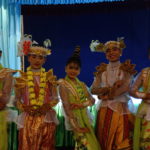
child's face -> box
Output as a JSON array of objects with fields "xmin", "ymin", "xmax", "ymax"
[
  {"xmin": 105, "ymin": 46, "xmax": 122, "ymax": 62},
  {"xmin": 28, "ymin": 54, "xmax": 46, "ymax": 69},
  {"xmin": 65, "ymin": 62, "xmax": 80, "ymax": 79}
]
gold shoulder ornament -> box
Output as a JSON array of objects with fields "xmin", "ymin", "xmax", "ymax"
[
  {"xmin": 120, "ymin": 59, "xmax": 137, "ymax": 75},
  {"xmin": 46, "ymin": 69, "xmax": 57, "ymax": 85},
  {"xmin": 94, "ymin": 63, "xmax": 107, "ymax": 77}
]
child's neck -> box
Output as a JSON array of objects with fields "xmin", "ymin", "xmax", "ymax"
[{"xmin": 30, "ymin": 68, "xmax": 41, "ymax": 72}]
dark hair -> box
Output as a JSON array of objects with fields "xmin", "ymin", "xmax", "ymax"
[
  {"xmin": 66, "ymin": 46, "xmax": 81, "ymax": 68},
  {"xmin": 66, "ymin": 56, "xmax": 81, "ymax": 68}
]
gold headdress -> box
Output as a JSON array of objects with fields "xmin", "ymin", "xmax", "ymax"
[
  {"xmin": 90, "ymin": 37, "xmax": 126, "ymax": 53},
  {"xmin": 29, "ymin": 46, "xmax": 51, "ymax": 56},
  {"xmin": 17, "ymin": 35, "xmax": 51, "ymax": 56}
]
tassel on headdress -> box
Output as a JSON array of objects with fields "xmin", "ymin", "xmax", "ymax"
[{"xmin": 72, "ymin": 45, "xmax": 80, "ymax": 57}]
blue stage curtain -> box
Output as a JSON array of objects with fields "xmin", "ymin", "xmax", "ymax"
[
  {"xmin": 0, "ymin": 0, "xmax": 21, "ymax": 69},
  {"xmin": 9, "ymin": 0, "xmax": 124, "ymax": 5}
]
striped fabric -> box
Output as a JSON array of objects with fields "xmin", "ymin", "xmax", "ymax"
[{"xmin": 9, "ymin": 0, "xmax": 125, "ymax": 5}]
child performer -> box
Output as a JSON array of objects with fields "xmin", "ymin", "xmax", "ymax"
[
  {"xmin": 0, "ymin": 50, "xmax": 14, "ymax": 150},
  {"xmin": 58, "ymin": 46, "xmax": 101, "ymax": 150},
  {"xmin": 130, "ymin": 55, "xmax": 150, "ymax": 150},
  {"xmin": 90, "ymin": 39, "xmax": 136, "ymax": 150},
  {"xmin": 15, "ymin": 38, "xmax": 59, "ymax": 150}
]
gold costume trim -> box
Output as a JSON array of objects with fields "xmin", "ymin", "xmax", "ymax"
[
  {"xmin": 0, "ymin": 102, "xmax": 5, "ymax": 110},
  {"xmin": 94, "ymin": 63, "xmax": 107, "ymax": 77},
  {"xmin": 17, "ymin": 101, "xmax": 52, "ymax": 116},
  {"xmin": 120, "ymin": 59, "xmax": 137, "ymax": 75}
]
